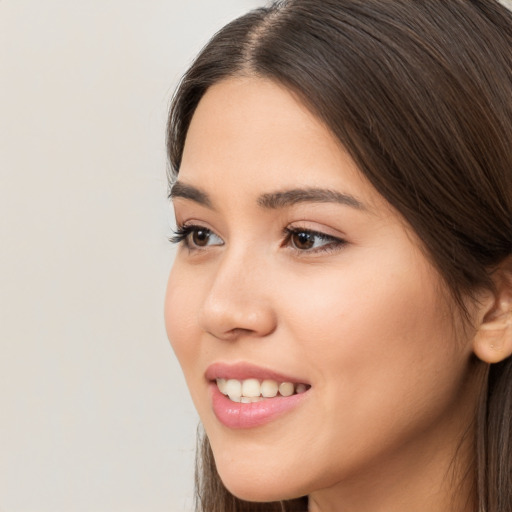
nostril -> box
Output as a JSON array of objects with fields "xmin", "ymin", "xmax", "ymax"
[
  {"xmin": 204, "ymin": 327, "xmax": 255, "ymax": 342},
  {"xmin": 227, "ymin": 327, "xmax": 263, "ymax": 338}
]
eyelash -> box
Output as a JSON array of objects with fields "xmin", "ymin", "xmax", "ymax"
[
  {"xmin": 170, "ymin": 224, "xmax": 347, "ymax": 254},
  {"xmin": 169, "ymin": 224, "xmax": 217, "ymax": 247},
  {"xmin": 282, "ymin": 227, "xmax": 347, "ymax": 253}
]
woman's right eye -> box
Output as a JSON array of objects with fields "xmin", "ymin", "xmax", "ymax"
[{"xmin": 170, "ymin": 225, "xmax": 224, "ymax": 249}]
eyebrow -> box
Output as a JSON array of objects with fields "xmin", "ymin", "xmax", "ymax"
[
  {"xmin": 170, "ymin": 182, "xmax": 365, "ymax": 211},
  {"xmin": 169, "ymin": 181, "xmax": 213, "ymax": 208},
  {"xmin": 257, "ymin": 188, "xmax": 365, "ymax": 210}
]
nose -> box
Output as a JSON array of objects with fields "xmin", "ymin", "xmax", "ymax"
[{"xmin": 198, "ymin": 250, "xmax": 277, "ymax": 341}]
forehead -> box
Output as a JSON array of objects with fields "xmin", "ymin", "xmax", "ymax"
[{"xmin": 179, "ymin": 77, "xmax": 384, "ymax": 212}]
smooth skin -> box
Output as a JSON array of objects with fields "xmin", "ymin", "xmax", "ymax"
[{"xmin": 165, "ymin": 77, "xmax": 511, "ymax": 512}]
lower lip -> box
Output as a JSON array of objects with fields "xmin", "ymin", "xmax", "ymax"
[{"xmin": 209, "ymin": 382, "xmax": 310, "ymax": 429}]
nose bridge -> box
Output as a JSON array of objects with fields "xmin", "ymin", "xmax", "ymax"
[{"xmin": 198, "ymin": 243, "xmax": 275, "ymax": 340}]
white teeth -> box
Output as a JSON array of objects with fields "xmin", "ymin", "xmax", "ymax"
[
  {"xmin": 216, "ymin": 378, "xmax": 227, "ymax": 394},
  {"xmin": 241, "ymin": 378, "xmax": 261, "ymax": 397},
  {"xmin": 224, "ymin": 379, "xmax": 242, "ymax": 401},
  {"xmin": 279, "ymin": 382, "xmax": 294, "ymax": 397},
  {"xmin": 216, "ymin": 378, "xmax": 308, "ymax": 402},
  {"xmin": 261, "ymin": 379, "xmax": 278, "ymax": 398},
  {"xmin": 295, "ymin": 383, "xmax": 307, "ymax": 394},
  {"xmin": 240, "ymin": 396, "xmax": 265, "ymax": 403}
]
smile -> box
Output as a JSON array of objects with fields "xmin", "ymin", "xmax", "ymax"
[
  {"xmin": 216, "ymin": 378, "xmax": 309, "ymax": 403},
  {"xmin": 205, "ymin": 363, "xmax": 311, "ymax": 429}
]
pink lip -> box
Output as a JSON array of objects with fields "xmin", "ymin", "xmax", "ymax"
[
  {"xmin": 205, "ymin": 362, "xmax": 309, "ymax": 384},
  {"xmin": 206, "ymin": 362, "xmax": 311, "ymax": 429}
]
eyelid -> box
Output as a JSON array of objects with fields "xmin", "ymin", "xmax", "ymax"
[{"xmin": 285, "ymin": 221, "xmax": 348, "ymax": 242}]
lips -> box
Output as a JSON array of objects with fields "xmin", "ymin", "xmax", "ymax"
[{"xmin": 206, "ymin": 362, "xmax": 311, "ymax": 429}]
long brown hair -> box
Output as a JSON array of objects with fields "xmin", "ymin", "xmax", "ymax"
[{"xmin": 167, "ymin": 1, "xmax": 512, "ymax": 511}]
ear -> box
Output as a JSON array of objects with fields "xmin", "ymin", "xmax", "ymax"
[{"xmin": 473, "ymin": 257, "xmax": 512, "ymax": 364}]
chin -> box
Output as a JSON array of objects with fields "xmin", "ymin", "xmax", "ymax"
[
  {"xmin": 217, "ymin": 461, "xmax": 284, "ymax": 502},
  {"xmin": 215, "ymin": 453, "xmax": 304, "ymax": 503},
  {"xmin": 222, "ymin": 479, "xmax": 300, "ymax": 504}
]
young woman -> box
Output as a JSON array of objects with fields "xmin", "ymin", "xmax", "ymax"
[{"xmin": 164, "ymin": 1, "xmax": 512, "ymax": 511}]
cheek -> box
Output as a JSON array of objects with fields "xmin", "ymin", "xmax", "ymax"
[
  {"xmin": 280, "ymin": 249, "xmax": 467, "ymax": 421},
  {"xmin": 165, "ymin": 263, "xmax": 218, "ymax": 423},
  {"xmin": 164, "ymin": 264, "xmax": 202, "ymax": 377},
  {"xmin": 261, "ymin": 261, "xmax": 472, "ymax": 489},
  {"xmin": 284, "ymin": 242, "xmax": 452, "ymax": 355}
]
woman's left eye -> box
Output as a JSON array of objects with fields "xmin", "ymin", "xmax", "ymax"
[{"xmin": 283, "ymin": 228, "xmax": 346, "ymax": 252}]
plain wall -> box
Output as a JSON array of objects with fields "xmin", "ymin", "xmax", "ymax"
[{"xmin": 0, "ymin": 1, "xmax": 262, "ymax": 511}]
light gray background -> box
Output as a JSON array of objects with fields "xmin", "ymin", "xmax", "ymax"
[
  {"xmin": 1, "ymin": 1, "xmax": 511, "ymax": 511},
  {"xmin": 0, "ymin": 1, "xmax": 263, "ymax": 511}
]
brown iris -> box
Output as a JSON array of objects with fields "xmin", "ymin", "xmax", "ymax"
[
  {"xmin": 291, "ymin": 231, "xmax": 315, "ymax": 250},
  {"xmin": 192, "ymin": 229, "xmax": 211, "ymax": 247}
]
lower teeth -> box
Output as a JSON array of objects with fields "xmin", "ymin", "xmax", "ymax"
[{"xmin": 240, "ymin": 397, "xmax": 264, "ymax": 403}]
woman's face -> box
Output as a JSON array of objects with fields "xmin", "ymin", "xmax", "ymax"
[{"xmin": 165, "ymin": 77, "xmax": 480, "ymax": 506}]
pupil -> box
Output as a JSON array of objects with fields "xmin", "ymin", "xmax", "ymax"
[
  {"xmin": 193, "ymin": 229, "xmax": 209, "ymax": 246},
  {"xmin": 294, "ymin": 231, "xmax": 314, "ymax": 249}
]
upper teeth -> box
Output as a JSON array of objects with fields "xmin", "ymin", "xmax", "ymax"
[{"xmin": 216, "ymin": 378, "xmax": 308, "ymax": 403}]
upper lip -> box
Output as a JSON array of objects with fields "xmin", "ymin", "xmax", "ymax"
[{"xmin": 205, "ymin": 362, "xmax": 310, "ymax": 384}]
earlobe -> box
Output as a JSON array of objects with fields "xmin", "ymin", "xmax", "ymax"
[
  {"xmin": 473, "ymin": 310, "xmax": 512, "ymax": 364},
  {"xmin": 473, "ymin": 259, "xmax": 512, "ymax": 364}
]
